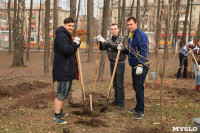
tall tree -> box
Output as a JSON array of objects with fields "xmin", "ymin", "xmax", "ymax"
[
  {"xmin": 98, "ymin": 0, "xmax": 110, "ymax": 81},
  {"xmin": 12, "ymin": 0, "xmax": 25, "ymax": 66},
  {"xmin": 8, "ymin": 0, "xmax": 12, "ymax": 55},
  {"xmin": 180, "ymin": 0, "xmax": 191, "ymax": 48},
  {"xmin": 142, "ymin": 0, "xmax": 148, "ymax": 31},
  {"xmin": 37, "ymin": 0, "xmax": 42, "ymax": 51},
  {"xmin": 196, "ymin": 11, "xmax": 200, "ymax": 39},
  {"xmin": 51, "ymin": 0, "xmax": 58, "ymax": 65},
  {"xmin": 188, "ymin": 0, "xmax": 193, "ymax": 41},
  {"xmin": 26, "ymin": 0, "xmax": 33, "ymax": 61},
  {"xmin": 118, "ymin": 0, "xmax": 121, "ymax": 33},
  {"xmin": 70, "ymin": 0, "xmax": 76, "ymax": 20},
  {"xmin": 13, "ymin": 0, "xmax": 17, "ymax": 45},
  {"xmin": 44, "ymin": 0, "xmax": 50, "ymax": 73},
  {"xmin": 121, "ymin": 0, "xmax": 126, "ymax": 35},
  {"xmin": 136, "ymin": 0, "xmax": 140, "ymax": 28},
  {"xmin": 129, "ymin": 0, "xmax": 134, "ymax": 17},
  {"xmin": 87, "ymin": 0, "xmax": 94, "ymax": 62},
  {"xmin": 73, "ymin": 0, "xmax": 81, "ymax": 36}
]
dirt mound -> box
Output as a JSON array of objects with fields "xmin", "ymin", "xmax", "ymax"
[
  {"xmin": 9, "ymin": 92, "xmax": 52, "ymax": 110},
  {"xmin": 171, "ymin": 71, "xmax": 195, "ymax": 79},
  {"xmin": 74, "ymin": 118, "xmax": 108, "ymax": 127},
  {"xmin": 0, "ymin": 81, "xmax": 50, "ymax": 98},
  {"xmin": 71, "ymin": 110, "xmax": 100, "ymax": 117}
]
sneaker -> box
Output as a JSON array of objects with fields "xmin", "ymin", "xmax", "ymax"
[
  {"xmin": 135, "ymin": 113, "xmax": 144, "ymax": 120},
  {"xmin": 60, "ymin": 112, "xmax": 68, "ymax": 117},
  {"xmin": 53, "ymin": 117, "xmax": 67, "ymax": 124},
  {"xmin": 127, "ymin": 108, "xmax": 137, "ymax": 114},
  {"xmin": 108, "ymin": 101, "xmax": 118, "ymax": 106},
  {"xmin": 117, "ymin": 105, "xmax": 124, "ymax": 110}
]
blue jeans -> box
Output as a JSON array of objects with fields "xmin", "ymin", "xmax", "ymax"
[
  {"xmin": 132, "ymin": 65, "xmax": 149, "ymax": 113},
  {"xmin": 56, "ymin": 81, "xmax": 72, "ymax": 101},
  {"xmin": 193, "ymin": 63, "xmax": 200, "ymax": 85},
  {"xmin": 110, "ymin": 62, "xmax": 125, "ymax": 106}
]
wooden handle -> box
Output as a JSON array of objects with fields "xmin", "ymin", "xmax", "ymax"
[
  {"xmin": 106, "ymin": 48, "xmax": 121, "ymax": 99},
  {"xmin": 77, "ymin": 48, "xmax": 86, "ymax": 103},
  {"xmin": 191, "ymin": 50, "xmax": 200, "ymax": 71},
  {"xmin": 93, "ymin": 42, "xmax": 100, "ymax": 92},
  {"xmin": 90, "ymin": 94, "xmax": 93, "ymax": 111}
]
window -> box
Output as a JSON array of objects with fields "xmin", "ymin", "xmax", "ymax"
[
  {"xmin": 193, "ymin": 7, "xmax": 196, "ymax": 10},
  {"xmin": 192, "ymin": 21, "xmax": 195, "ymax": 25},
  {"xmin": 192, "ymin": 14, "xmax": 195, "ymax": 18}
]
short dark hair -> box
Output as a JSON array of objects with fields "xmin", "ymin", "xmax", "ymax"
[
  {"xmin": 64, "ymin": 17, "xmax": 75, "ymax": 24},
  {"xmin": 126, "ymin": 17, "xmax": 137, "ymax": 23},
  {"xmin": 111, "ymin": 23, "xmax": 118, "ymax": 27}
]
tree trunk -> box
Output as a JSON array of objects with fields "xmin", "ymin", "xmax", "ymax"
[
  {"xmin": 98, "ymin": 0, "xmax": 110, "ymax": 81},
  {"xmin": 44, "ymin": 0, "xmax": 50, "ymax": 73},
  {"xmin": 196, "ymin": 11, "xmax": 200, "ymax": 39},
  {"xmin": 118, "ymin": 0, "xmax": 121, "ymax": 33},
  {"xmin": 37, "ymin": 0, "xmax": 42, "ymax": 51},
  {"xmin": 188, "ymin": 0, "xmax": 193, "ymax": 41},
  {"xmin": 173, "ymin": 0, "xmax": 180, "ymax": 51},
  {"xmin": 73, "ymin": 0, "xmax": 81, "ymax": 36},
  {"xmin": 136, "ymin": 0, "xmax": 140, "ymax": 28},
  {"xmin": 70, "ymin": 0, "xmax": 76, "ymax": 20},
  {"xmin": 26, "ymin": 0, "xmax": 33, "ymax": 61},
  {"xmin": 12, "ymin": 0, "xmax": 25, "ymax": 66},
  {"xmin": 121, "ymin": 0, "xmax": 126, "ymax": 35},
  {"xmin": 51, "ymin": 0, "xmax": 58, "ymax": 65},
  {"xmin": 180, "ymin": 0, "xmax": 191, "ymax": 48},
  {"xmin": 87, "ymin": 0, "xmax": 94, "ymax": 62},
  {"xmin": 142, "ymin": 0, "xmax": 148, "ymax": 31},
  {"xmin": 130, "ymin": 0, "xmax": 134, "ymax": 17},
  {"xmin": 13, "ymin": 0, "xmax": 17, "ymax": 45},
  {"xmin": 8, "ymin": 0, "xmax": 12, "ymax": 55}
]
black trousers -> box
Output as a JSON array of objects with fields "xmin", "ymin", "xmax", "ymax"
[{"xmin": 177, "ymin": 53, "xmax": 188, "ymax": 78}]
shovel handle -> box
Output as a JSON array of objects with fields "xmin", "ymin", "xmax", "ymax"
[
  {"xmin": 77, "ymin": 48, "xmax": 86, "ymax": 103},
  {"xmin": 191, "ymin": 49, "xmax": 200, "ymax": 71},
  {"xmin": 106, "ymin": 48, "xmax": 121, "ymax": 99}
]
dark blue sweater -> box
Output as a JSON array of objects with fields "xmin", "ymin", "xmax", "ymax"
[{"xmin": 52, "ymin": 26, "xmax": 79, "ymax": 81}]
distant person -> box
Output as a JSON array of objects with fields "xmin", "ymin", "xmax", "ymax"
[
  {"xmin": 177, "ymin": 41, "xmax": 193, "ymax": 79},
  {"xmin": 52, "ymin": 17, "xmax": 81, "ymax": 124},
  {"xmin": 96, "ymin": 23, "xmax": 126, "ymax": 110},
  {"xmin": 191, "ymin": 38, "xmax": 200, "ymax": 91},
  {"xmin": 123, "ymin": 17, "xmax": 149, "ymax": 119}
]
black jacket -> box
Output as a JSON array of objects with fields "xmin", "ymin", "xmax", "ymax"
[
  {"xmin": 100, "ymin": 35, "xmax": 126, "ymax": 63},
  {"xmin": 52, "ymin": 26, "xmax": 79, "ymax": 81}
]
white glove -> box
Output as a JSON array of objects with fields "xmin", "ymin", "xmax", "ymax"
[
  {"xmin": 73, "ymin": 37, "xmax": 81, "ymax": 45},
  {"xmin": 96, "ymin": 35, "xmax": 105, "ymax": 42},
  {"xmin": 136, "ymin": 66, "xmax": 143, "ymax": 75},
  {"xmin": 117, "ymin": 44, "xmax": 124, "ymax": 50}
]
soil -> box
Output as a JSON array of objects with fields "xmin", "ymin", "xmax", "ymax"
[{"xmin": 0, "ymin": 51, "xmax": 200, "ymax": 133}]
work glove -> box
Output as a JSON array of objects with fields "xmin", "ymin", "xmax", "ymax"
[
  {"xmin": 117, "ymin": 44, "xmax": 124, "ymax": 50},
  {"xmin": 96, "ymin": 35, "xmax": 105, "ymax": 42},
  {"xmin": 136, "ymin": 65, "xmax": 143, "ymax": 75},
  {"xmin": 73, "ymin": 37, "xmax": 81, "ymax": 48}
]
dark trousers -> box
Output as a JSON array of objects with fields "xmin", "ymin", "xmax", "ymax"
[
  {"xmin": 177, "ymin": 53, "xmax": 188, "ymax": 78},
  {"xmin": 132, "ymin": 65, "xmax": 149, "ymax": 113},
  {"xmin": 110, "ymin": 62, "xmax": 125, "ymax": 106}
]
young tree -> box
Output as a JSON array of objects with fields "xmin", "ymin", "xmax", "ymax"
[
  {"xmin": 121, "ymin": 0, "xmax": 126, "ymax": 35},
  {"xmin": 87, "ymin": 0, "xmax": 94, "ymax": 62},
  {"xmin": 129, "ymin": 0, "xmax": 134, "ymax": 17},
  {"xmin": 118, "ymin": 0, "xmax": 121, "ymax": 33},
  {"xmin": 12, "ymin": 0, "xmax": 25, "ymax": 66},
  {"xmin": 70, "ymin": 0, "xmax": 76, "ymax": 20},
  {"xmin": 44, "ymin": 0, "xmax": 50, "ymax": 73},
  {"xmin": 37, "ymin": 0, "xmax": 42, "ymax": 51},
  {"xmin": 8, "ymin": 0, "xmax": 11, "ymax": 55},
  {"xmin": 188, "ymin": 0, "xmax": 193, "ymax": 41},
  {"xmin": 136, "ymin": 0, "xmax": 140, "ymax": 29},
  {"xmin": 26, "ymin": 0, "xmax": 33, "ymax": 61},
  {"xmin": 73, "ymin": 0, "xmax": 81, "ymax": 36},
  {"xmin": 13, "ymin": 0, "xmax": 17, "ymax": 44},
  {"xmin": 142, "ymin": 0, "xmax": 148, "ymax": 31},
  {"xmin": 98, "ymin": 0, "xmax": 110, "ymax": 81},
  {"xmin": 180, "ymin": 0, "xmax": 191, "ymax": 48}
]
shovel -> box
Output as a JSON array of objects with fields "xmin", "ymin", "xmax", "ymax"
[
  {"xmin": 100, "ymin": 45, "xmax": 121, "ymax": 112},
  {"xmin": 191, "ymin": 49, "xmax": 200, "ymax": 71},
  {"xmin": 77, "ymin": 48, "xmax": 87, "ymax": 108}
]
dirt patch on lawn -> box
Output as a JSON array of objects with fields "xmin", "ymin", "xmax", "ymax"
[
  {"xmin": 74, "ymin": 117, "xmax": 108, "ymax": 127},
  {"xmin": 0, "ymin": 81, "xmax": 50, "ymax": 98},
  {"xmin": 71, "ymin": 110, "xmax": 100, "ymax": 117},
  {"xmin": 9, "ymin": 92, "xmax": 52, "ymax": 110}
]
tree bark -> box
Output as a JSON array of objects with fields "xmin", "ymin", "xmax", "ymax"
[
  {"xmin": 37, "ymin": 0, "xmax": 42, "ymax": 51},
  {"xmin": 26, "ymin": 0, "xmax": 33, "ymax": 61},
  {"xmin": 130, "ymin": 0, "xmax": 134, "ymax": 17},
  {"xmin": 70, "ymin": 0, "xmax": 76, "ymax": 20},
  {"xmin": 136, "ymin": 0, "xmax": 140, "ymax": 28},
  {"xmin": 87, "ymin": 0, "xmax": 94, "ymax": 62},
  {"xmin": 188, "ymin": 0, "xmax": 193, "ymax": 41},
  {"xmin": 44, "ymin": 0, "xmax": 50, "ymax": 73},
  {"xmin": 121, "ymin": 0, "xmax": 126, "ymax": 35},
  {"xmin": 51, "ymin": 0, "xmax": 58, "ymax": 65},
  {"xmin": 98, "ymin": 0, "xmax": 110, "ymax": 81},
  {"xmin": 142, "ymin": 0, "xmax": 148, "ymax": 31},
  {"xmin": 180, "ymin": 0, "xmax": 191, "ymax": 48},
  {"xmin": 8, "ymin": 0, "xmax": 12, "ymax": 55},
  {"xmin": 13, "ymin": 0, "xmax": 17, "ymax": 45},
  {"xmin": 12, "ymin": 0, "xmax": 25, "ymax": 66},
  {"xmin": 118, "ymin": 0, "xmax": 121, "ymax": 33},
  {"xmin": 73, "ymin": 0, "xmax": 81, "ymax": 36},
  {"xmin": 196, "ymin": 11, "xmax": 200, "ymax": 39}
]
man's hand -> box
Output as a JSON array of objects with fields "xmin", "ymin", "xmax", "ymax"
[
  {"xmin": 73, "ymin": 37, "xmax": 81, "ymax": 47},
  {"xmin": 117, "ymin": 44, "xmax": 124, "ymax": 50},
  {"xmin": 96, "ymin": 35, "xmax": 105, "ymax": 42},
  {"xmin": 136, "ymin": 66, "xmax": 143, "ymax": 75}
]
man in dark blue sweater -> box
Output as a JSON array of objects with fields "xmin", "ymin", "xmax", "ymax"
[
  {"xmin": 52, "ymin": 17, "xmax": 81, "ymax": 124},
  {"xmin": 123, "ymin": 17, "xmax": 149, "ymax": 119}
]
